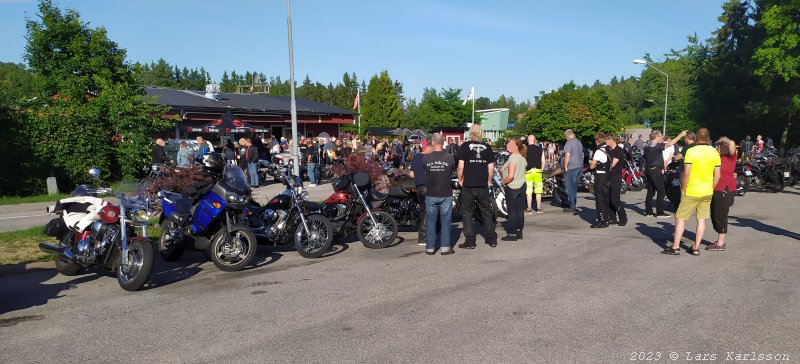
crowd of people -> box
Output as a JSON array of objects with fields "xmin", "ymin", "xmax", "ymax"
[{"xmin": 152, "ymin": 124, "xmax": 743, "ymax": 257}]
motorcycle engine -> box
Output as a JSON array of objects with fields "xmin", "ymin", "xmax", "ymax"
[
  {"xmin": 77, "ymin": 222, "xmax": 117, "ymax": 263},
  {"xmin": 322, "ymin": 203, "xmax": 348, "ymax": 221},
  {"xmin": 258, "ymin": 209, "xmax": 288, "ymax": 238}
]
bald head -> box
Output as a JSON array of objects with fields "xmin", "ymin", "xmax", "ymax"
[{"xmin": 431, "ymin": 133, "xmax": 444, "ymax": 151}]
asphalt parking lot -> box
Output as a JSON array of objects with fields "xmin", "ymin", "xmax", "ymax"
[{"xmin": 1, "ymin": 186, "xmax": 798, "ymax": 363}]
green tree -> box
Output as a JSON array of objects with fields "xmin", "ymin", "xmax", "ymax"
[{"xmin": 361, "ymin": 70, "xmax": 403, "ymax": 129}]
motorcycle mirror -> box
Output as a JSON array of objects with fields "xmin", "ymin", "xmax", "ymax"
[
  {"xmin": 88, "ymin": 168, "xmax": 101, "ymax": 179},
  {"xmin": 353, "ymin": 172, "xmax": 370, "ymax": 188}
]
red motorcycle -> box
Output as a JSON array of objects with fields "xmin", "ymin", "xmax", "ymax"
[
  {"xmin": 621, "ymin": 157, "xmax": 645, "ymax": 191},
  {"xmin": 320, "ymin": 171, "xmax": 398, "ymax": 248}
]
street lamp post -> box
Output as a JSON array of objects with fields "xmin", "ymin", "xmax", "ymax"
[
  {"xmin": 286, "ymin": 0, "xmax": 300, "ymax": 176},
  {"xmin": 633, "ymin": 59, "xmax": 669, "ymax": 136}
]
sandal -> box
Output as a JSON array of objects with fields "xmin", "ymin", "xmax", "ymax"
[
  {"xmin": 706, "ymin": 243, "xmax": 726, "ymax": 251},
  {"xmin": 661, "ymin": 246, "xmax": 681, "ymax": 255},
  {"xmin": 690, "ymin": 248, "xmax": 700, "ymax": 256}
]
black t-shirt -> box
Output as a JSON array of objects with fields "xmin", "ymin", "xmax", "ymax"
[
  {"xmin": 526, "ymin": 143, "xmax": 543, "ymax": 170},
  {"xmin": 609, "ymin": 145, "xmax": 625, "ymax": 174},
  {"xmin": 304, "ymin": 144, "xmax": 319, "ymax": 163},
  {"xmin": 410, "ymin": 152, "xmax": 426, "ymax": 186},
  {"xmin": 643, "ymin": 143, "xmax": 665, "ymax": 169},
  {"xmin": 423, "ymin": 151, "xmax": 455, "ymax": 197},
  {"xmin": 457, "ymin": 141, "xmax": 495, "ymax": 187},
  {"xmin": 298, "ymin": 145, "xmax": 308, "ymax": 163}
]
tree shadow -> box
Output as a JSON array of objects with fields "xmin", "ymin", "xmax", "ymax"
[
  {"xmin": 0, "ymin": 269, "xmax": 99, "ymax": 315},
  {"xmin": 729, "ymin": 215, "xmax": 800, "ymax": 241}
]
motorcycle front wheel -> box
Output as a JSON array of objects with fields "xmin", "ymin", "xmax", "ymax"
[
  {"xmin": 357, "ymin": 211, "xmax": 398, "ymax": 249},
  {"xmin": 210, "ymin": 228, "xmax": 258, "ymax": 272},
  {"xmin": 294, "ymin": 215, "xmax": 334, "ymax": 258},
  {"xmin": 117, "ymin": 239, "xmax": 154, "ymax": 291},
  {"xmin": 768, "ymin": 170, "xmax": 785, "ymax": 192}
]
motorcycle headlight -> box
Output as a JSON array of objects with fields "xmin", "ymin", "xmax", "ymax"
[
  {"xmin": 227, "ymin": 193, "xmax": 239, "ymax": 203},
  {"xmin": 132, "ymin": 209, "xmax": 149, "ymax": 223}
]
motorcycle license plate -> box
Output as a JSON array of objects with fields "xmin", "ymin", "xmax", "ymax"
[
  {"xmin": 671, "ymin": 179, "xmax": 680, "ymax": 186},
  {"xmin": 743, "ymin": 170, "xmax": 753, "ymax": 176},
  {"xmin": 784, "ymin": 171, "xmax": 791, "ymax": 178}
]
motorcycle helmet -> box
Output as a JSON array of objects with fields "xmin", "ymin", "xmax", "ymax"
[{"xmin": 202, "ymin": 152, "xmax": 225, "ymax": 174}]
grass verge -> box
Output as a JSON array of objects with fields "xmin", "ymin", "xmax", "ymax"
[
  {"xmin": 0, "ymin": 193, "xmax": 70, "ymax": 206},
  {"xmin": 0, "ymin": 224, "xmax": 162, "ymax": 266}
]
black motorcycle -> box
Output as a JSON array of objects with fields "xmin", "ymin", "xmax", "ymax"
[
  {"xmin": 244, "ymin": 166, "xmax": 334, "ymax": 258},
  {"xmin": 745, "ymin": 155, "xmax": 786, "ymax": 193},
  {"xmin": 39, "ymin": 168, "xmax": 154, "ymax": 291},
  {"xmin": 382, "ymin": 176, "xmax": 421, "ymax": 227},
  {"xmin": 664, "ymin": 167, "xmax": 682, "ymax": 210}
]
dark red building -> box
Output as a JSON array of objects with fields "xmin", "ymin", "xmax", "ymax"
[{"xmin": 145, "ymin": 87, "xmax": 357, "ymax": 141}]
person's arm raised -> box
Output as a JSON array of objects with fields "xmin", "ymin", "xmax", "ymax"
[{"xmin": 665, "ymin": 130, "xmax": 688, "ymax": 148}]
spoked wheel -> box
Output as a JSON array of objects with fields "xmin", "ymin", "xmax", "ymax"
[
  {"xmin": 736, "ymin": 174, "xmax": 750, "ymax": 196},
  {"xmin": 620, "ymin": 179, "xmax": 628, "ymax": 194},
  {"xmin": 117, "ymin": 239, "xmax": 154, "ymax": 291},
  {"xmin": 357, "ymin": 211, "xmax": 398, "ymax": 249},
  {"xmin": 294, "ymin": 215, "xmax": 334, "ymax": 258},
  {"xmin": 630, "ymin": 176, "xmax": 645, "ymax": 191},
  {"xmin": 210, "ymin": 229, "xmax": 258, "ymax": 272}
]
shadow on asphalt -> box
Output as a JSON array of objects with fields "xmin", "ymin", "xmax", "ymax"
[
  {"xmin": 729, "ymin": 215, "xmax": 800, "ymax": 241},
  {"xmin": 635, "ymin": 222, "xmax": 673, "ymax": 250},
  {"xmin": 0, "ymin": 270, "xmax": 98, "ymax": 315}
]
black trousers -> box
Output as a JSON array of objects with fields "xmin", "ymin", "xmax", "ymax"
[
  {"xmin": 711, "ymin": 190, "xmax": 734, "ymax": 234},
  {"xmin": 608, "ymin": 172, "xmax": 627, "ymax": 222},
  {"xmin": 416, "ymin": 186, "xmax": 427, "ymax": 242},
  {"xmin": 593, "ymin": 173, "xmax": 611, "ymax": 223},
  {"xmin": 504, "ymin": 185, "xmax": 526, "ymax": 236},
  {"xmin": 461, "ymin": 186, "xmax": 497, "ymax": 245},
  {"xmin": 644, "ymin": 167, "xmax": 666, "ymax": 215}
]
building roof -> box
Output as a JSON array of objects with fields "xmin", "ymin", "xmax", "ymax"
[
  {"xmin": 476, "ymin": 108, "xmax": 510, "ymax": 114},
  {"xmin": 144, "ymin": 87, "xmax": 357, "ymax": 116}
]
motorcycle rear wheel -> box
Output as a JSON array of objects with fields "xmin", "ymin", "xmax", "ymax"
[
  {"xmin": 159, "ymin": 222, "xmax": 186, "ymax": 262},
  {"xmin": 294, "ymin": 215, "xmax": 334, "ymax": 258},
  {"xmin": 210, "ymin": 228, "xmax": 258, "ymax": 272},
  {"xmin": 736, "ymin": 174, "xmax": 750, "ymax": 196},
  {"xmin": 117, "ymin": 239, "xmax": 154, "ymax": 291},
  {"xmin": 357, "ymin": 211, "xmax": 398, "ymax": 249},
  {"xmin": 768, "ymin": 170, "xmax": 785, "ymax": 192}
]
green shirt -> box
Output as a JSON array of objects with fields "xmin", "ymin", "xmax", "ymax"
[{"xmin": 505, "ymin": 154, "xmax": 527, "ymax": 189}]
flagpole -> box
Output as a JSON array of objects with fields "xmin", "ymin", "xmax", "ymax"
[{"xmin": 357, "ymin": 91, "xmax": 361, "ymax": 137}]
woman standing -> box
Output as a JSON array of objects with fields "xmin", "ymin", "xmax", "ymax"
[
  {"xmin": 708, "ymin": 137, "xmax": 737, "ymax": 251},
  {"xmin": 500, "ymin": 140, "xmax": 528, "ymax": 241}
]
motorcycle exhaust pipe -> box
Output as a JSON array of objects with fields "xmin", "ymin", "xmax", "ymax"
[{"xmin": 38, "ymin": 242, "xmax": 78, "ymax": 262}]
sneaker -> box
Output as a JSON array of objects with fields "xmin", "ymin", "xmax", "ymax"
[
  {"xmin": 562, "ymin": 208, "xmax": 576, "ymax": 213},
  {"xmin": 524, "ymin": 209, "xmax": 534, "ymax": 214},
  {"xmin": 655, "ymin": 213, "xmax": 671, "ymax": 218},
  {"xmin": 308, "ymin": 183, "xmax": 317, "ymax": 187},
  {"xmin": 417, "ymin": 242, "xmax": 426, "ymax": 246},
  {"xmin": 536, "ymin": 209, "xmax": 544, "ymax": 214},
  {"xmin": 457, "ymin": 243, "xmax": 476, "ymax": 249},
  {"xmin": 441, "ymin": 249, "xmax": 455, "ymax": 255},
  {"xmin": 590, "ymin": 222, "xmax": 608, "ymax": 229}
]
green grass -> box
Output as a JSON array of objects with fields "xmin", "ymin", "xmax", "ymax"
[
  {"xmin": 624, "ymin": 123, "xmax": 650, "ymax": 130},
  {"xmin": 0, "ymin": 193, "xmax": 70, "ymax": 205},
  {"xmin": 0, "ymin": 224, "xmax": 162, "ymax": 266},
  {"xmin": 0, "ymin": 225, "xmax": 55, "ymax": 265}
]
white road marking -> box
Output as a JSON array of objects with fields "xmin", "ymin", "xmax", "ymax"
[{"xmin": 0, "ymin": 214, "xmax": 48, "ymax": 220}]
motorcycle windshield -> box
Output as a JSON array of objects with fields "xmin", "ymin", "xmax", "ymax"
[{"xmin": 221, "ymin": 165, "xmax": 250, "ymax": 195}]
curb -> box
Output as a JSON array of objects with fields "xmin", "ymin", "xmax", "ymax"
[{"xmin": 0, "ymin": 261, "xmax": 54, "ymax": 278}]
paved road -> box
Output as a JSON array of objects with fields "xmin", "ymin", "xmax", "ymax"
[{"xmin": 1, "ymin": 188, "xmax": 799, "ymax": 363}]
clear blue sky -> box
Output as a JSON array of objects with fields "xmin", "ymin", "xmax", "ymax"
[{"xmin": 0, "ymin": 0, "xmax": 726, "ymax": 102}]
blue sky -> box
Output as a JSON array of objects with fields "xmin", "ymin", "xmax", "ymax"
[{"xmin": 0, "ymin": 0, "xmax": 726, "ymax": 102}]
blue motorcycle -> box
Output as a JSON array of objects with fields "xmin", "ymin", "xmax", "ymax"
[{"xmin": 158, "ymin": 164, "xmax": 257, "ymax": 272}]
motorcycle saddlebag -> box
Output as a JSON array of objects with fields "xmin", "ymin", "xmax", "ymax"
[{"xmin": 43, "ymin": 217, "xmax": 69, "ymax": 237}]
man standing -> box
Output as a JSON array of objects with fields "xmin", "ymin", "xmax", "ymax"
[
  {"xmin": 605, "ymin": 133, "xmax": 628, "ymax": 226},
  {"xmin": 663, "ymin": 128, "xmax": 721, "ymax": 256},
  {"xmin": 673, "ymin": 131, "xmax": 696, "ymax": 169},
  {"xmin": 304, "ymin": 139, "xmax": 318, "ymax": 187},
  {"xmin": 152, "ymin": 138, "xmax": 168, "ymax": 166},
  {"xmin": 633, "ymin": 134, "xmax": 644, "ymax": 151},
  {"xmin": 456, "ymin": 124, "xmax": 497, "ymax": 249},
  {"xmin": 196, "ymin": 136, "xmax": 211, "ymax": 162},
  {"xmin": 589, "ymin": 133, "xmax": 611, "ymax": 228},
  {"xmin": 525, "ymin": 135, "xmax": 545, "ymax": 214},
  {"xmin": 409, "ymin": 141, "xmax": 432, "ymax": 246},
  {"xmin": 562, "ymin": 129, "xmax": 584, "ymax": 213},
  {"xmin": 246, "ymin": 138, "xmax": 260, "ymax": 187},
  {"xmin": 423, "ymin": 134, "xmax": 455, "ymax": 255},
  {"xmin": 643, "ymin": 130, "xmax": 686, "ymax": 217}
]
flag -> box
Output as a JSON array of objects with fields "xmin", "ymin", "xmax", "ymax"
[
  {"xmin": 352, "ymin": 90, "xmax": 360, "ymax": 110},
  {"xmin": 462, "ymin": 86, "xmax": 474, "ymax": 105}
]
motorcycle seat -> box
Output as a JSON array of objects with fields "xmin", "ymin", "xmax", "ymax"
[
  {"xmin": 370, "ymin": 189, "xmax": 387, "ymax": 201},
  {"xmin": 248, "ymin": 204, "xmax": 269, "ymax": 215},
  {"xmin": 387, "ymin": 186, "xmax": 409, "ymax": 197}
]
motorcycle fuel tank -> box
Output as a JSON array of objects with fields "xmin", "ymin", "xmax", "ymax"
[{"xmin": 191, "ymin": 191, "xmax": 226, "ymax": 234}]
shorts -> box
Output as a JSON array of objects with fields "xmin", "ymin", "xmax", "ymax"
[
  {"xmin": 675, "ymin": 194, "xmax": 712, "ymax": 220},
  {"xmin": 525, "ymin": 168, "xmax": 543, "ymax": 194}
]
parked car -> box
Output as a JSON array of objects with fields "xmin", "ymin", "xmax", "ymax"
[
  {"xmin": 407, "ymin": 135, "xmax": 423, "ymax": 144},
  {"xmin": 164, "ymin": 139, "xmax": 201, "ymax": 163}
]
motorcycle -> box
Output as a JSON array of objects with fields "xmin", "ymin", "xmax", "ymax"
[
  {"xmin": 664, "ymin": 167, "xmax": 682, "ymax": 209},
  {"xmin": 734, "ymin": 163, "xmax": 752, "ymax": 196},
  {"xmin": 321, "ymin": 171, "xmax": 398, "ymax": 248},
  {"xmin": 621, "ymin": 157, "xmax": 645, "ymax": 191},
  {"xmin": 157, "ymin": 164, "xmax": 258, "ymax": 272},
  {"xmin": 542, "ymin": 165, "xmax": 569, "ymax": 208},
  {"xmin": 786, "ymin": 147, "xmax": 800, "ymax": 187},
  {"xmin": 244, "ymin": 166, "xmax": 334, "ymax": 258},
  {"xmin": 743, "ymin": 155, "xmax": 786, "ymax": 193},
  {"xmin": 39, "ymin": 168, "xmax": 154, "ymax": 291}
]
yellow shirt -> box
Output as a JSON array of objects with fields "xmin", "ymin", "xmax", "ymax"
[{"xmin": 683, "ymin": 144, "xmax": 720, "ymax": 197}]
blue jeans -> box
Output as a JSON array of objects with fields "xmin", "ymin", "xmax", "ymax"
[
  {"xmin": 307, "ymin": 163, "xmax": 317, "ymax": 184},
  {"xmin": 248, "ymin": 162, "xmax": 259, "ymax": 186},
  {"xmin": 565, "ymin": 167, "xmax": 581, "ymax": 210},
  {"xmin": 425, "ymin": 195, "xmax": 452, "ymax": 251}
]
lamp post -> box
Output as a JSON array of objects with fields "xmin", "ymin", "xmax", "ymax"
[
  {"xmin": 286, "ymin": 0, "xmax": 300, "ymax": 176},
  {"xmin": 633, "ymin": 58, "xmax": 669, "ymax": 135}
]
